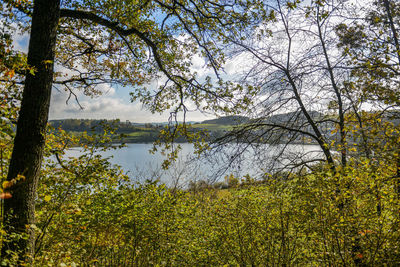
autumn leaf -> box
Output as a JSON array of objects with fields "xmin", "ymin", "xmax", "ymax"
[
  {"xmin": 2, "ymin": 181, "xmax": 13, "ymax": 189},
  {"xmin": 0, "ymin": 192, "xmax": 12, "ymax": 199},
  {"xmin": 4, "ymin": 69, "xmax": 15, "ymax": 78}
]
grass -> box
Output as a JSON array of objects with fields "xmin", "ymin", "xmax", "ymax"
[{"xmin": 190, "ymin": 123, "xmax": 233, "ymax": 131}]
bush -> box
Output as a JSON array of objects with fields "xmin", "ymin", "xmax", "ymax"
[{"xmin": 32, "ymin": 158, "xmax": 400, "ymax": 265}]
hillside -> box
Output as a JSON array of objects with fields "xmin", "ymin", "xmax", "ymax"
[
  {"xmin": 201, "ymin": 115, "xmax": 249, "ymax": 125},
  {"xmin": 48, "ymin": 113, "xmax": 326, "ymax": 143}
]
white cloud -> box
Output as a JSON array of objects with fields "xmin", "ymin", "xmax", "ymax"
[
  {"xmin": 96, "ymin": 83, "xmax": 115, "ymax": 96},
  {"xmin": 12, "ymin": 33, "xmax": 29, "ymax": 53},
  {"xmin": 10, "ymin": 25, "xmax": 216, "ymax": 123},
  {"xmin": 224, "ymin": 53, "xmax": 254, "ymax": 76},
  {"xmin": 8, "ymin": 22, "xmax": 29, "ymax": 53},
  {"xmin": 49, "ymin": 87, "xmax": 211, "ymax": 123}
]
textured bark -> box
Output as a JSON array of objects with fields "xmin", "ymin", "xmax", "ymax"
[
  {"xmin": 383, "ymin": 0, "xmax": 400, "ymax": 65},
  {"xmin": 285, "ymin": 71, "xmax": 336, "ymax": 169},
  {"xmin": 316, "ymin": 6, "xmax": 347, "ymax": 167},
  {"xmin": 2, "ymin": 0, "xmax": 60, "ymax": 263}
]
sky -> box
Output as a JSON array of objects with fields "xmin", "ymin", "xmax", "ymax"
[
  {"xmin": 48, "ymin": 51, "xmax": 224, "ymax": 123},
  {"xmin": 49, "ymin": 81, "xmax": 215, "ymax": 123},
  {"xmin": 12, "ymin": 28, "xmax": 220, "ymax": 123},
  {"xmin": 9, "ymin": 0, "xmax": 365, "ymax": 123}
]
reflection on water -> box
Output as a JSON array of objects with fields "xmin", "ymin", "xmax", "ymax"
[{"xmin": 62, "ymin": 143, "xmax": 323, "ymax": 186}]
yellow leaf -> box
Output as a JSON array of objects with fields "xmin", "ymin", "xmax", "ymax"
[
  {"xmin": 2, "ymin": 181, "xmax": 12, "ymax": 189},
  {"xmin": 44, "ymin": 195, "xmax": 52, "ymax": 202},
  {"xmin": 5, "ymin": 69, "xmax": 15, "ymax": 78}
]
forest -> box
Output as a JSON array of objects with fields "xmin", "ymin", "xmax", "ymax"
[
  {"xmin": 1, "ymin": 0, "xmax": 400, "ymax": 265},
  {"xmin": 48, "ymin": 117, "xmax": 239, "ymax": 143},
  {"xmin": 48, "ymin": 114, "xmax": 326, "ymax": 144}
]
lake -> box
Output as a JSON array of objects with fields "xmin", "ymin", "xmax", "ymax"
[{"xmin": 63, "ymin": 143, "xmax": 323, "ymax": 186}]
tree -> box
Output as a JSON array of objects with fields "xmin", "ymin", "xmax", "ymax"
[
  {"xmin": 204, "ymin": 0, "xmax": 400, "ymax": 177},
  {"xmin": 209, "ymin": 0, "xmax": 357, "ymax": 175},
  {"xmin": 205, "ymin": 3, "xmax": 399, "ymax": 264},
  {"xmin": 335, "ymin": 0, "xmax": 400, "ymax": 193},
  {"xmin": 1, "ymin": 1, "xmax": 60, "ymax": 263},
  {"xmin": 335, "ymin": 0, "xmax": 399, "ymax": 105},
  {"xmin": 0, "ymin": 0, "xmax": 261, "ymax": 263}
]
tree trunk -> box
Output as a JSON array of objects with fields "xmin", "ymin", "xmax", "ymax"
[{"xmin": 2, "ymin": 0, "xmax": 60, "ymax": 263}]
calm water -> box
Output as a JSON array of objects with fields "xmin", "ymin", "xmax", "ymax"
[{"xmin": 63, "ymin": 143, "xmax": 323, "ymax": 186}]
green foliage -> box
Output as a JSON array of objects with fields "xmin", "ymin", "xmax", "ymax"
[
  {"xmin": 2, "ymin": 101, "xmax": 399, "ymax": 266},
  {"xmin": 30, "ymin": 153, "xmax": 400, "ymax": 265},
  {"xmin": 336, "ymin": 0, "xmax": 400, "ymax": 106},
  {"xmin": 49, "ymin": 118, "xmax": 238, "ymax": 144},
  {"xmin": 1, "ymin": 0, "xmax": 400, "ymax": 265}
]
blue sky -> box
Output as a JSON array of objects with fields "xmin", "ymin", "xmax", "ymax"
[{"xmin": 12, "ymin": 27, "xmax": 218, "ymax": 123}]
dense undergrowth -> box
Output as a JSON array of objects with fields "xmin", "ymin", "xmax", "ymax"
[{"xmin": 34, "ymin": 160, "xmax": 400, "ymax": 266}]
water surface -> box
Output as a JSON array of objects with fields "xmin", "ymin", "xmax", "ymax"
[{"xmin": 64, "ymin": 143, "xmax": 323, "ymax": 186}]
